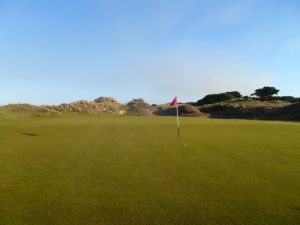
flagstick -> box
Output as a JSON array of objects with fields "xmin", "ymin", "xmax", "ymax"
[{"xmin": 176, "ymin": 104, "xmax": 180, "ymax": 139}]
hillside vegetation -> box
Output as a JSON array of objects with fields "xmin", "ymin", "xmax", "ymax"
[
  {"xmin": 0, "ymin": 97, "xmax": 127, "ymax": 118},
  {"xmin": 0, "ymin": 104, "xmax": 60, "ymax": 117},
  {"xmin": 1, "ymin": 99, "xmax": 300, "ymax": 121},
  {"xmin": 199, "ymin": 99, "xmax": 300, "ymax": 121},
  {"xmin": 1, "ymin": 87, "xmax": 300, "ymax": 121}
]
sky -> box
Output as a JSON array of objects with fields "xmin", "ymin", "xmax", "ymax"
[{"xmin": 0, "ymin": 0, "xmax": 300, "ymax": 105}]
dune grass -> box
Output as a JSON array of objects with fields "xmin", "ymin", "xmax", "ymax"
[{"xmin": 0, "ymin": 116, "xmax": 299, "ymax": 225}]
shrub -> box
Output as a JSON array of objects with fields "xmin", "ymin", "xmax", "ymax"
[
  {"xmin": 226, "ymin": 91, "xmax": 242, "ymax": 98},
  {"xmin": 196, "ymin": 92, "xmax": 241, "ymax": 106}
]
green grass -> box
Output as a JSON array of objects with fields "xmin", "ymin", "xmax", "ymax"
[{"xmin": 0, "ymin": 116, "xmax": 299, "ymax": 225}]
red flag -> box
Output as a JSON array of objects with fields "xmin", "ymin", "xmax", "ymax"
[{"xmin": 170, "ymin": 97, "xmax": 177, "ymax": 106}]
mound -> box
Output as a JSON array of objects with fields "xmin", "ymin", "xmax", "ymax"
[
  {"xmin": 200, "ymin": 99, "xmax": 300, "ymax": 120},
  {"xmin": 94, "ymin": 97, "xmax": 126, "ymax": 114},
  {"xmin": 155, "ymin": 104, "xmax": 205, "ymax": 117},
  {"xmin": 126, "ymin": 99, "xmax": 155, "ymax": 115},
  {"xmin": 278, "ymin": 102, "xmax": 300, "ymax": 120},
  {"xmin": 1, "ymin": 98, "xmax": 299, "ymax": 121},
  {"xmin": 54, "ymin": 100, "xmax": 99, "ymax": 114},
  {"xmin": 54, "ymin": 98, "xmax": 125, "ymax": 115},
  {"xmin": 0, "ymin": 97, "xmax": 126, "ymax": 117},
  {"xmin": 0, "ymin": 104, "xmax": 60, "ymax": 117}
]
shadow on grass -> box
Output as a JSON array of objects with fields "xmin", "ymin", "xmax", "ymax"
[
  {"xmin": 291, "ymin": 206, "xmax": 300, "ymax": 212},
  {"xmin": 21, "ymin": 132, "xmax": 39, "ymax": 136}
]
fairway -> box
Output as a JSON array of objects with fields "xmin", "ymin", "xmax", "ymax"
[{"xmin": 0, "ymin": 116, "xmax": 299, "ymax": 225}]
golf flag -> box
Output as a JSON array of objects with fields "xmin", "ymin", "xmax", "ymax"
[
  {"xmin": 170, "ymin": 97, "xmax": 180, "ymax": 138},
  {"xmin": 170, "ymin": 97, "xmax": 177, "ymax": 107}
]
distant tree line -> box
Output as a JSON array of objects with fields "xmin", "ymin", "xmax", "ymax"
[{"xmin": 195, "ymin": 86, "xmax": 300, "ymax": 106}]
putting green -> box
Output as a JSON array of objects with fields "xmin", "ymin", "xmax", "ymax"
[{"xmin": 0, "ymin": 116, "xmax": 299, "ymax": 225}]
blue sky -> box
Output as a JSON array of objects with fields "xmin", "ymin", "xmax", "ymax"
[{"xmin": 0, "ymin": 0, "xmax": 300, "ymax": 105}]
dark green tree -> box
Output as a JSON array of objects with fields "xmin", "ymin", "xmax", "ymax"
[{"xmin": 251, "ymin": 86, "xmax": 279, "ymax": 100}]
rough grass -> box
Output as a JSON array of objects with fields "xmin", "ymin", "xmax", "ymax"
[
  {"xmin": 0, "ymin": 116, "xmax": 299, "ymax": 225},
  {"xmin": 199, "ymin": 99, "xmax": 300, "ymax": 121}
]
